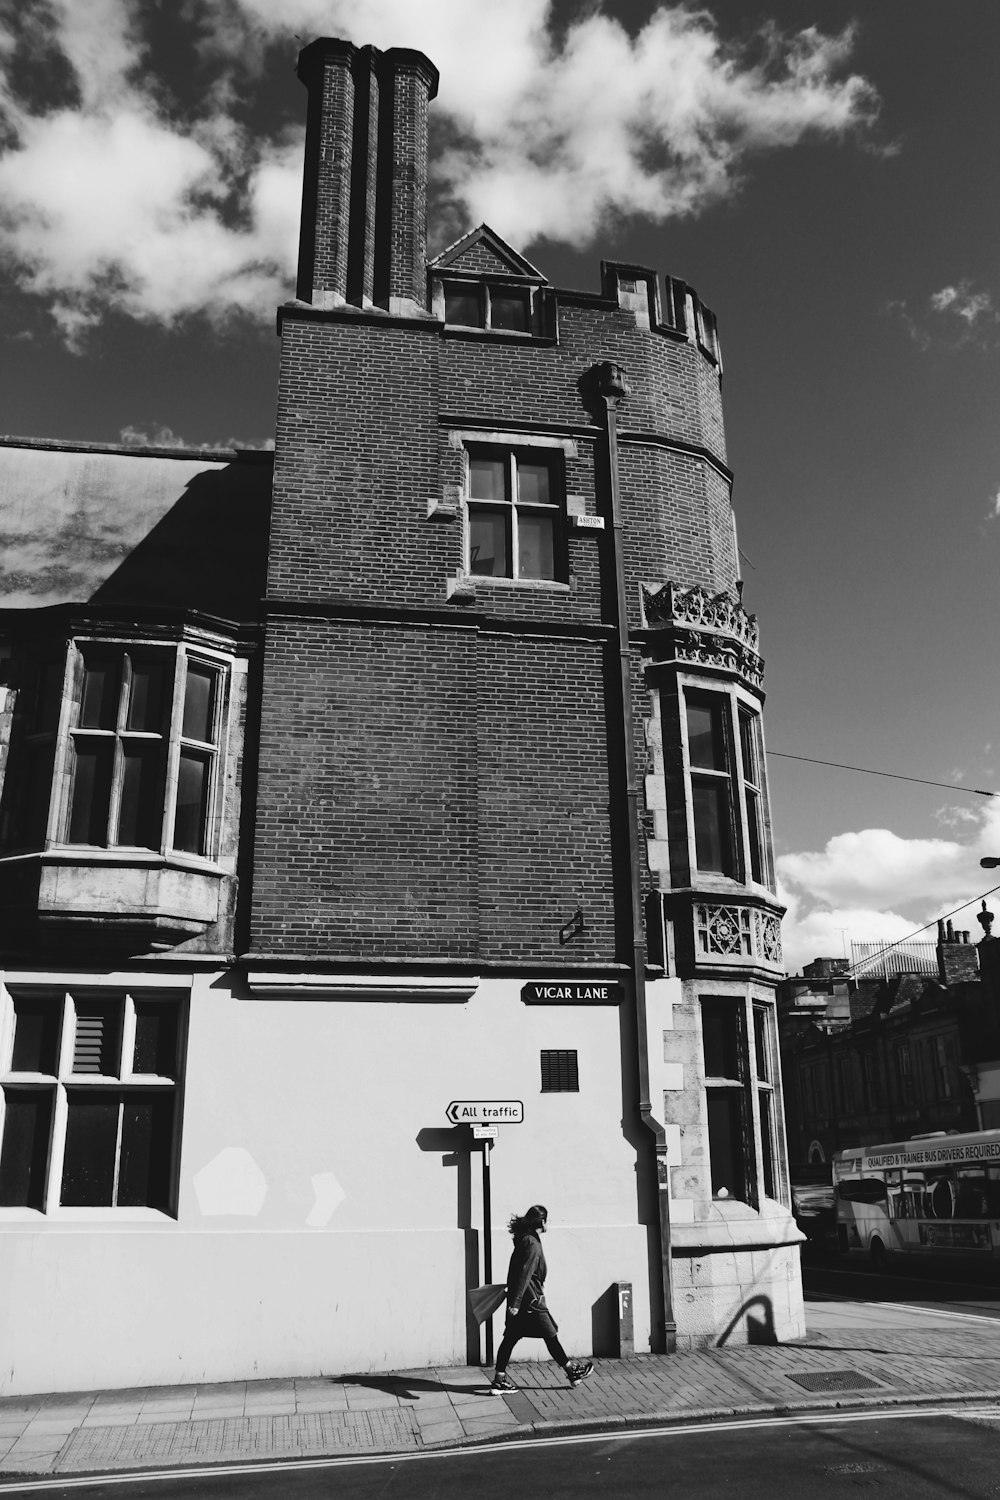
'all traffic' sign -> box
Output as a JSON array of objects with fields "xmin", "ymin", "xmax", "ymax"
[{"xmin": 446, "ymin": 1100, "xmax": 524, "ymax": 1125}]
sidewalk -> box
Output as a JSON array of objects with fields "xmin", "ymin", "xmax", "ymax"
[{"xmin": 4, "ymin": 1300, "xmax": 1000, "ymax": 1479}]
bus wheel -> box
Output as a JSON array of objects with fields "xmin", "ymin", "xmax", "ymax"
[{"xmin": 869, "ymin": 1236, "xmax": 888, "ymax": 1271}]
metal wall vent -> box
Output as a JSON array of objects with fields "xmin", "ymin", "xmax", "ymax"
[{"xmin": 786, "ymin": 1370, "xmax": 883, "ymax": 1393}]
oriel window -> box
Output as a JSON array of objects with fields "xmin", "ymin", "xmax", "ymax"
[
  {"xmin": 66, "ymin": 646, "xmax": 223, "ymax": 857},
  {"xmin": 686, "ymin": 695, "xmax": 736, "ymax": 877}
]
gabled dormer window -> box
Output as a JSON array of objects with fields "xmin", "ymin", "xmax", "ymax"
[
  {"xmin": 429, "ymin": 223, "xmax": 555, "ymax": 340},
  {"xmin": 441, "ymin": 279, "xmax": 545, "ymax": 336}
]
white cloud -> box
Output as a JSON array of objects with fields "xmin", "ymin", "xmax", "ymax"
[
  {"xmin": 930, "ymin": 280, "xmax": 996, "ymax": 327},
  {"xmin": 778, "ymin": 798, "xmax": 1000, "ymax": 974},
  {"xmin": 889, "ymin": 277, "xmax": 999, "ymax": 352},
  {"xmin": 0, "ymin": 0, "xmax": 879, "ymax": 342}
]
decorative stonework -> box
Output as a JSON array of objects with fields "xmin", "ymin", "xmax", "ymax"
[
  {"xmin": 696, "ymin": 903, "xmax": 751, "ymax": 957},
  {"xmin": 695, "ymin": 901, "xmax": 783, "ymax": 968},
  {"xmin": 644, "ymin": 582, "xmax": 759, "ymax": 650},
  {"xmin": 642, "ymin": 582, "xmax": 764, "ymax": 690},
  {"xmin": 754, "ymin": 908, "xmax": 783, "ymax": 965}
]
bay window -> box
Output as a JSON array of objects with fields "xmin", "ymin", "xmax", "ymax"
[
  {"xmin": 702, "ymin": 994, "xmax": 781, "ymax": 1207},
  {"xmin": 702, "ymin": 996, "xmax": 749, "ymax": 1201},
  {"xmin": 1, "ymin": 641, "xmax": 226, "ymax": 860},
  {"xmin": 682, "ymin": 687, "xmax": 771, "ymax": 887}
]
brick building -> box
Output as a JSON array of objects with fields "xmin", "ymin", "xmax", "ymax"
[
  {"xmin": 780, "ymin": 922, "xmax": 1000, "ymax": 1166},
  {"xmin": 0, "ymin": 36, "xmax": 799, "ymax": 1395}
]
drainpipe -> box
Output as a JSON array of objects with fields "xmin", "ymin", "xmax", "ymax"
[{"xmin": 594, "ymin": 360, "xmax": 676, "ymax": 1354}]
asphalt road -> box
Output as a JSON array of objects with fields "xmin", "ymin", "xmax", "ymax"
[
  {"xmin": 8, "ymin": 1409, "xmax": 1000, "ymax": 1499},
  {"xmin": 802, "ymin": 1251, "xmax": 1000, "ymax": 1323}
]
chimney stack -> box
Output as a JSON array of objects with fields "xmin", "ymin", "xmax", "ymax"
[
  {"xmin": 295, "ymin": 39, "xmax": 439, "ymax": 316},
  {"xmin": 937, "ymin": 917, "xmax": 980, "ymax": 986}
]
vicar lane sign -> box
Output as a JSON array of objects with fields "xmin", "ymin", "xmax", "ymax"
[{"xmin": 520, "ymin": 981, "xmax": 621, "ymax": 1004}]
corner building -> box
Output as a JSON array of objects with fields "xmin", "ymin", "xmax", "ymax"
[
  {"xmin": 252, "ymin": 37, "xmax": 802, "ymax": 1360},
  {"xmin": 0, "ymin": 35, "xmax": 801, "ymax": 1395}
]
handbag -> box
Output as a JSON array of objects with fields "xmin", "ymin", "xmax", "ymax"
[{"xmin": 468, "ymin": 1283, "xmax": 507, "ymax": 1324}]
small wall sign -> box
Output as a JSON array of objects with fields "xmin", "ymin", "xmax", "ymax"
[{"xmin": 521, "ymin": 981, "xmax": 622, "ymax": 1005}]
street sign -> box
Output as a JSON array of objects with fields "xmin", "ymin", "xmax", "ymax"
[
  {"xmin": 446, "ymin": 1100, "xmax": 523, "ymax": 1125},
  {"xmin": 521, "ymin": 981, "xmax": 621, "ymax": 1004},
  {"xmin": 472, "ymin": 1124, "xmax": 499, "ymax": 1140}
]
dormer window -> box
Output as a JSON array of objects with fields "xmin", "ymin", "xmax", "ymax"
[
  {"xmin": 443, "ymin": 281, "xmax": 532, "ymax": 333},
  {"xmin": 428, "ymin": 223, "xmax": 555, "ymax": 340}
]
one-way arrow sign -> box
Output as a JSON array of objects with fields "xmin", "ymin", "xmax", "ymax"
[{"xmin": 446, "ymin": 1100, "xmax": 524, "ymax": 1125}]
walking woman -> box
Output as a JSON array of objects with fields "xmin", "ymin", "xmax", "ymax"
[{"xmin": 490, "ymin": 1204, "xmax": 593, "ymax": 1394}]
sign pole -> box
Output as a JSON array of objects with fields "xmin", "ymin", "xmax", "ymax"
[{"xmin": 482, "ymin": 1138, "xmax": 493, "ymax": 1367}]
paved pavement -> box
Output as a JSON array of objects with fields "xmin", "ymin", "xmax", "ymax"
[{"xmin": 4, "ymin": 1297, "xmax": 1000, "ymax": 1479}]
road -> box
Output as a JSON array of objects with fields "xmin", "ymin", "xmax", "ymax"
[
  {"xmin": 7, "ymin": 1409, "xmax": 1000, "ymax": 1499},
  {"xmin": 802, "ymin": 1250, "xmax": 1000, "ymax": 1325}
]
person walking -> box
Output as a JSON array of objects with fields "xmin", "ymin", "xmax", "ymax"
[{"xmin": 490, "ymin": 1204, "xmax": 594, "ymax": 1395}]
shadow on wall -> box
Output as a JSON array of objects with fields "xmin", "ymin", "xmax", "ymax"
[
  {"xmin": 416, "ymin": 1127, "xmax": 480, "ymax": 1365},
  {"xmin": 716, "ymin": 1294, "xmax": 777, "ymax": 1347},
  {"xmin": 90, "ymin": 461, "xmax": 272, "ymax": 618}
]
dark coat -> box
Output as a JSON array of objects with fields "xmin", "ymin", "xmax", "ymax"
[
  {"xmin": 506, "ymin": 1229, "xmax": 547, "ymax": 1311},
  {"xmin": 503, "ymin": 1229, "xmax": 560, "ymax": 1339}
]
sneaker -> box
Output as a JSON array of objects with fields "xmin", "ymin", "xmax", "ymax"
[
  {"xmin": 567, "ymin": 1360, "xmax": 594, "ymax": 1388},
  {"xmin": 490, "ymin": 1373, "xmax": 518, "ymax": 1396}
]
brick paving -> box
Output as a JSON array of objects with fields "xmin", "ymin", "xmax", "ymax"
[{"xmin": 4, "ymin": 1316, "xmax": 1000, "ymax": 1479}]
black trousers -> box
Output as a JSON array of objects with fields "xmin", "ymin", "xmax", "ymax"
[{"xmin": 495, "ymin": 1307, "xmax": 569, "ymax": 1372}]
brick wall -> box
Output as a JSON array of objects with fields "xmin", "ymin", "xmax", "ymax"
[
  {"xmin": 250, "ymin": 614, "xmax": 628, "ymax": 962},
  {"xmin": 255, "ymin": 265, "xmax": 737, "ymax": 965},
  {"xmin": 251, "ymin": 616, "xmax": 478, "ymax": 959}
]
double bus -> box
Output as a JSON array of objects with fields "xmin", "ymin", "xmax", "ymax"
[{"xmin": 833, "ymin": 1129, "xmax": 1000, "ymax": 1269}]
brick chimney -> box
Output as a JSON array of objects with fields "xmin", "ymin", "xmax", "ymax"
[
  {"xmin": 937, "ymin": 918, "xmax": 980, "ymax": 986},
  {"xmin": 295, "ymin": 38, "xmax": 439, "ymax": 316}
]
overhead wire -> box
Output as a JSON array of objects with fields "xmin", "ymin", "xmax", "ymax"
[{"xmin": 767, "ymin": 750, "xmax": 995, "ymax": 799}]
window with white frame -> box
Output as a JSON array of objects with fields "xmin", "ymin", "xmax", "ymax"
[
  {"xmin": 465, "ymin": 445, "xmax": 563, "ymax": 582},
  {"xmin": 0, "ymin": 987, "xmax": 185, "ymax": 1213},
  {"xmin": 753, "ymin": 1003, "xmax": 776, "ymax": 1198},
  {"xmin": 701, "ymin": 996, "xmax": 750, "ymax": 1202},
  {"xmin": 0, "ymin": 642, "xmax": 227, "ymax": 858},
  {"xmin": 739, "ymin": 709, "xmax": 766, "ymax": 884},
  {"xmin": 701, "ymin": 995, "xmax": 779, "ymax": 1207},
  {"xmin": 683, "ymin": 688, "xmax": 771, "ymax": 886}
]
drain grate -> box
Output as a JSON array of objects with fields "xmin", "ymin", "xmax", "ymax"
[{"xmin": 786, "ymin": 1369, "xmax": 883, "ymax": 1393}]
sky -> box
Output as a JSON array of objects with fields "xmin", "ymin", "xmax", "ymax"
[{"xmin": 0, "ymin": 0, "xmax": 998, "ymax": 974}]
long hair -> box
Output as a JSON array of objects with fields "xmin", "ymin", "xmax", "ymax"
[{"xmin": 508, "ymin": 1204, "xmax": 547, "ymax": 1237}]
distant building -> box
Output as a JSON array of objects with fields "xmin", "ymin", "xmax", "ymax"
[
  {"xmin": 0, "ymin": 36, "xmax": 800, "ymax": 1396},
  {"xmin": 780, "ymin": 920, "xmax": 1000, "ymax": 1164}
]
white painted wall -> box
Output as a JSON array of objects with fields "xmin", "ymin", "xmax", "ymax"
[{"xmin": 0, "ymin": 971, "xmax": 653, "ymax": 1394}]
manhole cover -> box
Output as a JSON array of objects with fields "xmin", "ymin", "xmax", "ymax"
[{"xmin": 786, "ymin": 1370, "xmax": 883, "ymax": 1393}]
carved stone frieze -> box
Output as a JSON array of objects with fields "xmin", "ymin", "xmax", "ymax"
[
  {"xmin": 641, "ymin": 581, "xmax": 764, "ymax": 689},
  {"xmin": 643, "ymin": 581, "xmax": 759, "ymax": 648},
  {"xmin": 672, "ymin": 629, "xmax": 764, "ymax": 689},
  {"xmin": 694, "ymin": 901, "xmax": 783, "ymax": 968}
]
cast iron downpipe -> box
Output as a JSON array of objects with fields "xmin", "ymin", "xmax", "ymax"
[{"xmin": 593, "ymin": 360, "xmax": 677, "ymax": 1354}]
